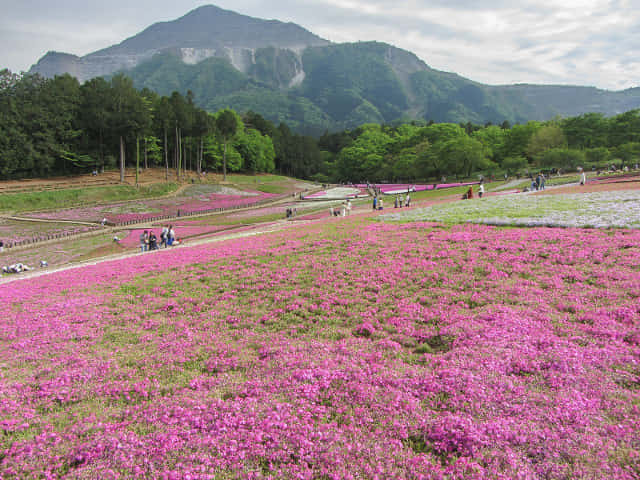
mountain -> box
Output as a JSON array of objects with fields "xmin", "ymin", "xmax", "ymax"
[
  {"xmin": 29, "ymin": 5, "xmax": 640, "ymax": 133},
  {"xmin": 30, "ymin": 5, "xmax": 329, "ymax": 83}
]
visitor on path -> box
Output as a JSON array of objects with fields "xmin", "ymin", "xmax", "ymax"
[
  {"xmin": 341, "ymin": 202, "xmax": 346, "ymax": 217},
  {"xmin": 540, "ymin": 173, "xmax": 546, "ymax": 190},
  {"xmin": 372, "ymin": 196, "xmax": 377, "ymax": 210},
  {"xmin": 329, "ymin": 206, "xmax": 334, "ymax": 217},
  {"xmin": 394, "ymin": 196, "xmax": 399, "ymax": 208},
  {"xmin": 346, "ymin": 199, "xmax": 352, "ymax": 215},
  {"xmin": 40, "ymin": 260, "xmax": 48, "ymax": 268},
  {"xmin": 580, "ymin": 171, "xmax": 587, "ymax": 185},
  {"xmin": 160, "ymin": 226, "xmax": 168, "ymax": 248},
  {"xmin": 101, "ymin": 218, "xmax": 107, "ymax": 226},
  {"xmin": 466, "ymin": 186, "xmax": 474, "ymax": 199},
  {"xmin": 168, "ymin": 226, "xmax": 176, "ymax": 246},
  {"xmin": 478, "ymin": 183, "xmax": 484, "ymax": 198},
  {"xmin": 149, "ymin": 231, "xmax": 158, "ymax": 250},
  {"xmin": 378, "ymin": 197, "xmax": 384, "ymax": 210},
  {"xmin": 399, "ymin": 194, "xmax": 404, "ymax": 208},
  {"xmin": 405, "ymin": 193, "xmax": 411, "ymax": 207},
  {"xmin": 0, "ymin": 239, "xmax": 3, "ymax": 253},
  {"xmin": 140, "ymin": 230, "xmax": 149, "ymax": 252}
]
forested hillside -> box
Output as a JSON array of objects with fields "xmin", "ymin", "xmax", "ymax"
[
  {"xmin": 2, "ymin": 68, "xmax": 639, "ymax": 183},
  {"xmin": 122, "ymin": 42, "xmax": 640, "ymax": 134},
  {"xmin": 28, "ymin": 6, "xmax": 640, "ymax": 133}
]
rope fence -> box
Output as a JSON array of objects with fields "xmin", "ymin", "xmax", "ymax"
[{"xmin": 2, "ymin": 194, "xmax": 289, "ymax": 250}]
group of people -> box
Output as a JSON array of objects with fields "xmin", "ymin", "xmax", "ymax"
[
  {"xmin": 531, "ymin": 173, "xmax": 546, "ymax": 191},
  {"xmin": 139, "ymin": 225, "xmax": 177, "ymax": 252},
  {"xmin": 285, "ymin": 207, "xmax": 298, "ymax": 218},
  {"xmin": 2, "ymin": 263, "xmax": 33, "ymax": 274},
  {"xmin": 463, "ymin": 182, "xmax": 485, "ymax": 199},
  {"xmin": 330, "ymin": 199, "xmax": 352, "ymax": 217},
  {"xmin": 393, "ymin": 193, "xmax": 411, "ymax": 208}
]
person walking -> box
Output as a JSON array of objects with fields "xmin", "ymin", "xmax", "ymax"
[
  {"xmin": 478, "ymin": 183, "xmax": 484, "ymax": 198},
  {"xmin": 140, "ymin": 230, "xmax": 148, "ymax": 252},
  {"xmin": 149, "ymin": 231, "xmax": 158, "ymax": 250},
  {"xmin": 372, "ymin": 196, "xmax": 377, "ymax": 210},
  {"xmin": 168, "ymin": 225, "xmax": 176, "ymax": 246},
  {"xmin": 346, "ymin": 199, "xmax": 352, "ymax": 215},
  {"xmin": 160, "ymin": 226, "xmax": 168, "ymax": 248},
  {"xmin": 405, "ymin": 192, "xmax": 411, "ymax": 207},
  {"xmin": 580, "ymin": 171, "xmax": 586, "ymax": 185}
]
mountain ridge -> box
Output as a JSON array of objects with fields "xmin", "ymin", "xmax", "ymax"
[{"xmin": 28, "ymin": 5, "xmax": 640, "ymax": 132}]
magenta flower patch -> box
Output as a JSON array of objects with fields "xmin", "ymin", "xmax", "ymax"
[{"xmin": 1, "ymin": 221, "xmax": 639, "ymax": 478}]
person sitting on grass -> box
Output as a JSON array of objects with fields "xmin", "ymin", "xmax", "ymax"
[
  {"xmin": 2, "ymin": 263, "xmax": 32, "ymax": 274},
  {"xmin": 466, "ymin": 186, "xmax": 474, "ymax": 199}
]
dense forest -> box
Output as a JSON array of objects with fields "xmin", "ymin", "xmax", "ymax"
[{"xmin": 2, "ymin": 69, "xmax": 639, "ymax": 183}]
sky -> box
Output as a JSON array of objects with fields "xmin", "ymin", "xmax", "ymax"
[{"xmin": 1, "ymin": 0, "xmax": 638, "ymax": 91}]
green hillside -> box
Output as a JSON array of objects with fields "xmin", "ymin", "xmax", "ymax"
[{"xmin": 122, "ymin": 42, "xmax": 640, "ymax": 133}]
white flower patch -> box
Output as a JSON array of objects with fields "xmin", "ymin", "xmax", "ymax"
[{"xmin": 381, "ymin": 190, "xmax": 640, "ymax": 229}]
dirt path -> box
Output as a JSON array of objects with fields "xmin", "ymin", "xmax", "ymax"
[{"xmin": 0, "ymin": 217, "xmax": 311, "ymax": 285}]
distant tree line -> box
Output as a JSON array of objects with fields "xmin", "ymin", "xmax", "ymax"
[
  {"xmin": 315, "ymin": 112, "xmax": 640, "ymax": 183},
  {"xmin": 2, "ymin": 69, "xmax": 639, "ymax": 183},
  {"xmin": 0, "ymin": 70, "xmax": 315, "ymax": 181}
]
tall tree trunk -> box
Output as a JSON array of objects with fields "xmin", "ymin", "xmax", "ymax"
[
  {"xmin": 144, "ymin": 137, "xmax": 148, "ymax": 170},
  {"xmin": 198, "ymin": 137, "xmax": 203, "ymax": 174},
  {"xmin": 135, "ymin": 136, "xmax": 140, "ymax": 188},
  {"xmin": 175, "ymin": 125, "xmax": 180, "ymax": 181},
  {"xmin": 99, "ymin": 129, "xmax": 104, "ymax": 172},
  {"xmin": 223, "ymin": 140, "xmax": 227, "ymax": 181},
  {"xmin": 164, "ymin": 127, "xmax": 169, "ymax": 182},
  {"xmin": 183, "ymin": 139, "xmax": 187, "ymax": 175},
  {"xmin": 119, "ymin": 136, "xmax": 125, "ymax": 183}
]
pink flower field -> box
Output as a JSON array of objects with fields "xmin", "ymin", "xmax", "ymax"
[
  {"xmin": 23, "ymin": 191, "xmax": 279, "ymax": 225},
  {"xmin": 1, "ymin": 220, "xmax": 639, "ymax": 479},
  {"xmin": 0, "ymin": 220, "xmax": 100, "ymax": 246}
]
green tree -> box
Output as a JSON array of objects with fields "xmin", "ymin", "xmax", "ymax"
[
  {"xmin": 527, "ymin": 124, "xmax": 567, "ymax": 165},
  {"xmin": 584, "ymin": 147, "xmax": 611, "ymax": 168},
  {"xmin": 503, "ymin": 121, "xmax": 542, "ymax": 162},
  {"xmin": 336, "ymin": 124, "xmax": 392, "ymax": 181},
  {"xmin": 561, "ymin": 113, "xmax": 608, "ymax": 149},
  {"xmin": 109, "ymin": 74, "xmax": 149, "ymax": 183},
  {"xmin": 608, "ymin": 110, "xmax": 640, "ymax": 147},
  {"xmin": 473, "ymin": 125, "xmax": 507, "ymax": 165},
  {"xmin": 502, "ymin": 156, "xmax": 528, "ymax": 175},
  {"xmin": 434, "ymin": 136, "xmax": 487, "ymax": 178},
  {"xmin": 215, "ymin": 108, "xmax": 241, "ymax": 180},
  {"xmin": 539, "ymin": 148, "xmax": 585, "ymax": 170}
]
